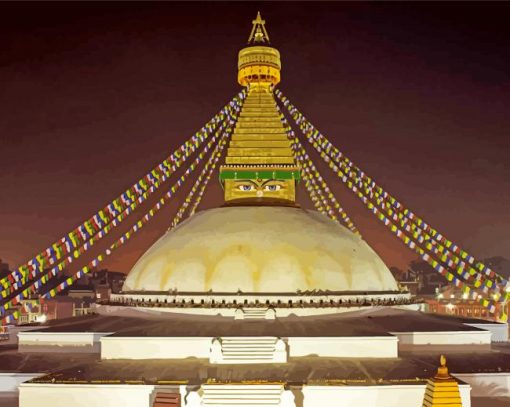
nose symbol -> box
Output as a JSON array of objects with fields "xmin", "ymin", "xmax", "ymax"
[{"xmin": 256, "ymin": 190, "xmax": 263, "ymax": 198}]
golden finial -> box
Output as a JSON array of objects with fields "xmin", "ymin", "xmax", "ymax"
[
  {"xmin": 422, "ymin": 354, "xmax": 462, "ymax": 406},
  {"xmin": 435, "ymin": 354, "xmax": 450, "ymax": 379},
  {"xmin": 248, "ymin": 11, "xmax": 270, "ymax": 44}
]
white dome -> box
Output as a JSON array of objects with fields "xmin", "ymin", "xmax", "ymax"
[{"xmin": 123, "ymin": 206, "xmax": 398, "ymax": 293}]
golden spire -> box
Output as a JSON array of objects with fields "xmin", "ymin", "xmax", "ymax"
[
  {"xmin": 248, "ymin": 12, "xmax": 270, "ymax": 44},
  {"xmin": 422, "ymin": 355, "xmax": 463, "ymax": 407},
  {"xmin": 435, "ymin": 355, "xmax": 450, "ymax": 379},
  {"xmin": 220, "ymin": 14, "xmax": 299, "ymax": 206}
]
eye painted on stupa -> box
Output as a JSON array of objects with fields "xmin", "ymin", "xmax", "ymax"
[
  {"xmin": 237, "ymin": 184, "xmax": 255, "ymax": 191},
  {"xmin": 264, "ymin": 184, "xmax": 281, "ymax": 192},
  {"xmin": 261, "ymin": 180, "xmax": 286, "ymax": 192}
]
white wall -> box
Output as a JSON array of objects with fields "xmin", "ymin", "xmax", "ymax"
[
  {"xmin": 100, "ymin": 336, "xmax": 398, "ymax": 360},
  {"xmin": 390, "ymin": 330, "xmax": 491, "ymax": 346},
  {"xmin": 302, "ymin": 384, "xmax": 471, "ymax": 407},
  {"xmin": 0, "ymin": 374, "xmax": 42, "ymax": 393},
  {"xmin": 100, "ymin": 337, "xmax": 212, "ymax": 359},
  {"xmin": 464, "ymin": 323, "xmax": 508, "ymax": 342},
  {"xmin": 453, "ymin": 373, "xmax": 510, "ymax": 398},
  {"xmin": 19, "ymin": 384, "xmax": 154, "ymax": 407},
  {"xmin": 2, "ymin": 325, "xmax": 40, "ymax": 345},
  {"xmin": 19, "ymin": 382, "xmax": 473, "ymax": 407},
  {"xmin": 18, "ymin": 332, "xmax": 111, "ymax": 350},
  {"xmin": 287, "ymin": 337, "xmax": 398, "ymax": 358}
]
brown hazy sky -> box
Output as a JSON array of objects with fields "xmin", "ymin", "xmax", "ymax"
[{"xmin": 0, "ymin": 2, "xmax": 509, "ymax": 275}]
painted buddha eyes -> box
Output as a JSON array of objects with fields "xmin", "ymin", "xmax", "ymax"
[
  {"xmin": 264, "ymin": 184, "xmax": 281, "ymax": 192},
  {"xmin": 236, "ymin": 181, "xmax": 284, "ymax": 193}
]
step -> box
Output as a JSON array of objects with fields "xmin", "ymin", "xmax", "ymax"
[
  {"xmin": 222, "ymin": 339, "xmax": 277, "ymax": 343},
  {"xmin": 203, "ymin": 403, "xmax": 280, "ymax": 406},
  {"xmin": 222, "ymin": 345, "xmax": 276, "ymax": 349},
  {"xmin": 236, "ymin": 128, "xmax": 284, "ymax": 133},
  {"xmin": 237, "ymin": 120, "xmax": 282, "ymax": 126},
  {"xmin": 229, "ymin": 140, "xmax": 290, "ymax": 151},
  {"xmin": 222, "ymin": 349, "xmax": 275, "ymax": 353},
  {"xmin": 240, "ymin": 110, "xmax": 278, "ymax": 115},
  {"xmin": 242, "ymin": 101, "xmax": 276, "ymax": 106},
  {"xmin": 237, "ymin": 118, "xmax": 280, "ymax": 123},
  {"xmin": 222, "ymin": 356, "xmax": 275, "ymax": 360},
  {"xmin": 234, "ymin": 128, "xmax": 286, "ymax": 135},
  {"xmin": 222, "ymin": 347, "xmax": 275, "ymax": 352},
  {"xmin": 222, "ymin": 347, "xmax": 275, "ymax": 350},
  {"xmin": 153, "ymin": 392, "xmax": 180, "ymax": 407},
  {"xmin": 222, "ymin": 342, "xmax": 276, "ymax": 346},
  {"xmin": 225, "ymin": 157, "xmax": 296, "ymax": 165},
  {"xmin": 203, "ymin": 394, "xmax": 281, "ymax": 399},
  {"xmin": 238, "ymin": 116, "xmax": 280, "ymax": 121},
  {"xmin": 222, "ymin": 344, "xmax": 275, "ymax": 347},
  {"xmin": 239, "ymin": 112, "xmax": 279, "ymax": 118},
  {"xmin": 231, "ymin": 134, "xmax": 290, "ymax": 141},
  {"xmin": 233, "ymin": 133, "xmax": 285, "ymax": 137},
  {"xmin": 239, "ymin": 112, "xmax": 279, "ymax": 117},
  {"xmin": 227, "ymin": 148, "xmax": 293, "ymax": 157},
  {"xmin": 240, "ymin": 109, "xmax": 278, "ymax": 114},
  {"xmin": 222, "ymin": 351, "xmax": 275, "ymax": 356},
  {"xmin": 241, "ymin": 103, "xmax": 278, "ymax": 113},
  {"xmin": 201, "ymin": 386, "xmax": 285, "ymax": 407},
  {"xmin": 241, "ymin": 103, "xmax": 277, "ymax": 107},
  {"xmin": 242, "ymin": 106, "xmax": 276, "ymax": 111},
  {"xmin": 243, "ymin": 99, "xmax": 276, "ymax": 103},
  {"xmin": 203, "ymin": 402, "xmax": 280, "ymax": 405}
]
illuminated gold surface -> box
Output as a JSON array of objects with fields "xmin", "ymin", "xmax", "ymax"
[
  {"xmin": 422, "ymin": 355, "xmax": 462, "ymax": 407},
  {"xmin": 229, "ymin": 141, "xmax": 290, "ymax": 148},
  {"xmin": 238, "ymin": 13, "xmax": 281, "ymax": 87},
  {"xmin": 221, "ymin": 86, "xmax": 297, "ymax": 201},
  {"xmin": 224, "ymin": 179, "xmax": 295, "ymax": 202},
  {"xmin": 123, "ymin": 206, "xmax": 399, "ymax": 293},
  {"xmin": 232, "ymin": 134, "xmax": 289, "ymax": 141},
  {"xmin": 225, "ymin": 156, "xmax": 295, "ymax": 165},
  {"xmin": 227, "ymin": 147, "xmax": 292, "ymax": 157},
  {"xmin": 247, "ymin": 12, "xmax": 271, "ymax": 44}
]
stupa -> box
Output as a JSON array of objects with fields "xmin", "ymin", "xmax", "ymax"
[
  {"xmin": 119, "ymin": 11, "xmax": 406, "ymax": 314},
  {"xmin": 1, "ymin": 12, "xmax": 510, "ymax": 407}
]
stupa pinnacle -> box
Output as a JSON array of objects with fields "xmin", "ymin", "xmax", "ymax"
[
  {"xmin": 247, "ymin": 11, "xmax": 270, "ymax": 44},
  {"xmin": 237, "ymin": 12, "xmax": 281, "ymax": 88},
  {"xmin": 220, "ymin": 12, "xmax": 299, "ymax": 205}
]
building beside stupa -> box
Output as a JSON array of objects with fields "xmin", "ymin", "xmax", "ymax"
[{"xmin": 1, "ymin": 12, "xmax": 510, "ymax": 407}]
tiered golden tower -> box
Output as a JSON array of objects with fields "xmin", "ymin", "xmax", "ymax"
[
  {"xmin": 422, "ymin": 355, "xmax": 463, "ymax": 407},
  {"xmin": 220, "ymin": 12, "xmax": 300, "ymax": 205}
]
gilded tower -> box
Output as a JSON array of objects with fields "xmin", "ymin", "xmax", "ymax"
[
  {"xmin": 422, "ymin": 355, "xmax": 463, "ymax": 407},
  {"xmin": 219, "ymin": 12, "xmax": 300, "ymax": 205}
]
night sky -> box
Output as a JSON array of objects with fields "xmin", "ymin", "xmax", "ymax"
[{"xmin": 0, "ymin": 2, "xmax": 509, "ymax": 275}]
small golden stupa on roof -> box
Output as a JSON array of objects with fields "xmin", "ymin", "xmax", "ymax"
[
  {"xmin": 422, "ymin": 355, "xmax": 463, "ymax": 407},
  {"xmin": 220, "ymin": 11, "xmax": 300, "ymax": 206}
]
